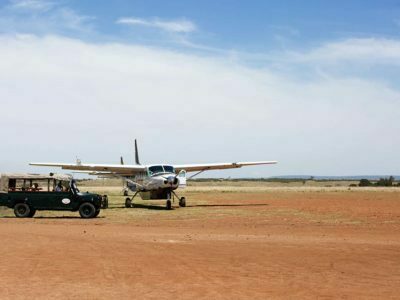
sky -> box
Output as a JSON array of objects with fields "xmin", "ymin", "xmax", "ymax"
[{"xmin": 0, "ymin": 0, "xmax": 399, "ymax": 177}]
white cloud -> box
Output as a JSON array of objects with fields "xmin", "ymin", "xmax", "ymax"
[
  {"xmin": 117, "ymin": 17, "xmax": 196, "ymax": 33},
  {"xmin": 290, "ymin": 38, "xmax": 400, "ymax": 65},
  {"xmin": 0, "ymin": 34, "xmax": 399, "ymax": 176},
  {"xmin": 8, "ymin": 0, "xmax": 54, "ymax": 11},
  {"xmin": 0, "ymin": 1, "xmax": 94, "ymax": 34}
]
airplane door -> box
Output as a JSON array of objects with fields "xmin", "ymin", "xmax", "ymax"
[{"xmin": 178, "ymin": 170, "xmax": 187, "ymax": 188}]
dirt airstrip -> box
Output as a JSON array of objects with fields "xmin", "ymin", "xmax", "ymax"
[{"xmin": 0, "ymin": 188, "xmax": 399, "ymax": 299}]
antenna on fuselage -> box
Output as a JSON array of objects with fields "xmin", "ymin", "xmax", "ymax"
[
  {"xmin": 120, "ymin": 156, "xmax": 124, "ymax": 165},
  {"xmin": 135, "ymin": 139, "xmax": 141, "ymax": 165}
]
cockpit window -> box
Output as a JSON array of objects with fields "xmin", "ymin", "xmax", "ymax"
[
  {"xmin": 163, "ymin": 165, "xmax": 175, "ymax": 173},
  {"xmin": 148, "ymin": 165, "xmax": 164, "ymax": 175},
  {"xmin": 148, "ymin": 165, "xmax": 175, "ymax": 176}
]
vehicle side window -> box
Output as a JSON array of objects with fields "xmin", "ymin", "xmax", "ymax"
[{"xmin": 8, "ymin": 179, "xmax": 16, "ymax": 191}]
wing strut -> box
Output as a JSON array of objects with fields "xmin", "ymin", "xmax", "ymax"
[{"xmin": 188, "ymin": 168, "xmax": 210, "ymax": 179}]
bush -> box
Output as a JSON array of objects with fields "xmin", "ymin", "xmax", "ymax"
[{"xmin": 359, "ymin": 179, "xmax": 372, "ymax": 187}]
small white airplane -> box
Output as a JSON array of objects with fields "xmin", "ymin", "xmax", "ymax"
[{"xmin": 30, "ymin": 140, "xmax": 277, "ymax": 209}]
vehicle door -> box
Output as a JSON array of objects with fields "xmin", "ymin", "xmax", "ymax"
[{"xmin": 47, "ymin": 191, "xmax": 74, "ymax": 210}]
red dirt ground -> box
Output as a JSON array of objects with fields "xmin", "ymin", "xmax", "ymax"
[{"xmin": 0, "ymin": 191, "xmax": 399, "ymax": 299}]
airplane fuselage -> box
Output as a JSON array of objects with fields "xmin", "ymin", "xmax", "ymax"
[{"xmin": 125, "ymin": 164, "xmax": 185, "ymax": 200}]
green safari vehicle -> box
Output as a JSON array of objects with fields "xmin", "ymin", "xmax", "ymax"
[{"xmin": 0, "ymin": 173, "xmax": 106, "ymax": 218}]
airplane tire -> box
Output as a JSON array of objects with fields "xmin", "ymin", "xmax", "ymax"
[
  {"xmin": 166, "ymin": 199, "xmax": 172, "ymax": 210},
  {"xmin": 14, "ymin": 203, "xmax": 31, "ymax": 218},
  {"xmin": 125, "ymin": 198, "xmax": 132, "ymax": 208},
  {"xmin": 79, "ymin": 202, "xmax": 96, "ymax": 218},
  {"xmin": 123, "ymin": 190, "xmax": 128, "ymax": 196},
  {"xmin": 179, "ymin": 197, "xmax": 186, "ymax": 207}
]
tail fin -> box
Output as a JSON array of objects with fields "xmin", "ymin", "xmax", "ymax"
[{"xmin": 135, "ymin": 139, "xmax": 141, "ymax": 165}]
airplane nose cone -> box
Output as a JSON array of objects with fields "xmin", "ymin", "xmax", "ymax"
[{"xmin": 165, "ymin": 176, "xmax": 179, "ymax": 185}]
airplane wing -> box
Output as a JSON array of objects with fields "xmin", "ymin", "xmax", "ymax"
[
  {"xmin": 29, "ymin": 162, "xmax": 146, "ymax": 175},
  {"xmin": 174, "ymin": 161, "xmax": 277, "ymax": 173}
]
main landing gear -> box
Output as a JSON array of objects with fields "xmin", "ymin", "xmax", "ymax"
[
  {"xmin": 125, "ymin": 191, "xmax": 139, "ymax": 208},
  {"xmin": 164, "ymin": 191, "xmax": 185, "ymax": 210},
  {"xmin": 124, "ymin": 190, "xmax": 186, "ymax": 210},
  {"xmin": 172, "ymin": 191, "xmax": 186, "ymax": 209}
]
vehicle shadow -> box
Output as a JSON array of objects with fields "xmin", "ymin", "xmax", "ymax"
[
  {"xmin": 0, "ymin": 216, "xmax": 106, "ymax": 219},
  {"xmin": 33, "ymin": 216, "xmax": 107, "ymax": 219}
]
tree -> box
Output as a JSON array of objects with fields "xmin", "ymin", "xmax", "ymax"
[
  {"xmin": 359, "ymin": 179, "xmax": 372, "ymax": 187},
  {"xmin": 376, "ymin": 176, "xmax": 394, "ymax": 187}
]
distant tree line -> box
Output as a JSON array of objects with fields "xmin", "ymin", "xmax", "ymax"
[{"xmin": 358, "ymin": 176, "xmax": 399, "ymax": 187}]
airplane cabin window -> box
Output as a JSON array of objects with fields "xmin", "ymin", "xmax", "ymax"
[
  {"xmin": 149, "ymin": 165, "xmax": 164, "ymax": 174},
  {"xmin": 163, "ymin": 165, "xmax": 175, "ymax": 173}
]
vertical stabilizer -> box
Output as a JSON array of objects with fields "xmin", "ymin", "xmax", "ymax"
[{"xmin": 135, "ymin": 139, "xmax": 141, "ymax": 165}]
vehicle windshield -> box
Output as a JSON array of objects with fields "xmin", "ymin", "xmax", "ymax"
[{"xmin": 148, "ymin": 165, "xmax": 175, "ymax": 176}]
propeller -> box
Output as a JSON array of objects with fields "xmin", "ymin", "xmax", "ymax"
[{"xmin": 162, "ymin": 174, "xmax": 179, "ymax": 186}]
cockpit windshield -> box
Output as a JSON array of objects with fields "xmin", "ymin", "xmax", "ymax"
[{"xmin": 148, "ymin": 165, "xmax": 175, "ymax": 176}]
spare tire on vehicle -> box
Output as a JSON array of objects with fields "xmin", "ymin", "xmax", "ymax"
[
  {"xmin": 79, "ymin": 202, "xmax": 96, "ymax": 218},
  {"xmin": 14, "ymin": 203, "xmax": 31, "ymax": 218}
]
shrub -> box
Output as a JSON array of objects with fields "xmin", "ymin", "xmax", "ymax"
[{"xmin": 359, "ymin": 179, "xmax": 372, "ymax": 187}]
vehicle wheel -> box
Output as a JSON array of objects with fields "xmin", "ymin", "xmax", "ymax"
[
  {"xmin": 166, "ymin": 199, "xmax": 172, "ymax": 210},
  {"xmin": 179, "ymin": 197, "xmax": 186, "ymax": 207},
  {"xmin": 125, "ymin": 198, "xmax": 132, "ymax": 208},
  {"xmin": 123, "ymin": 190, "xmax": 128, "ymax": 196},
  {"xmin": 93, "ymin": 209, "xmax": 101, "ymax": 218},
  {"xmin": 14, "ymin": 203, "xmax": 31, "ymax": 218},
  {"xmin": 28, "ymin": 208, "xmax": 36, "ymax": 218},
  {"xmin": 79, "ymin": 202, "xmax": 96, "ymax": 218}
]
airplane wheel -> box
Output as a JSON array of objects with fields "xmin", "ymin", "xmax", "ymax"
[
  {"xmin": 166, "ymin": 199, "xmax": 172, "ymax": 210},
  {"xmin": 125, "ymin": 198, "xmax": 132, "ymax": 208},
  {"xmin": 179, "ymin": 197, "xmax": 186, "ymax": 207},
  {"xmin": 123, "ymin": 190, "xmax": 128, "ymax": 196}
]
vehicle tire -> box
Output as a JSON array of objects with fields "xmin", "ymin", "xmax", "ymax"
[
  {"xmin": 93, "ymin": 209, "xmax": 101, "ymax": 218},
  {"xmin": 14, "ymin": 203, "xmax": 31, "ymax": 218},
  {"xmin": 166, "ymin": 199, "xmax": 172, "ymax": 210},
  {"xmin": 79, "ymin": 202, "xmax": 96, "ymax": 218},
  {"xmin": 179, "ymin": 197, "xmax": 186, "ymax": 207},
  {"xmin": 125, "ymin": 198, "xmax": 132, "ymax": 208},
  {"xmin": 28, "ymin": 208, "xmax": 36, "ymax": 218}
]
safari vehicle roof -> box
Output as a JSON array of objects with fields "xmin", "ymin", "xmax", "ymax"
[{"xmin": 0, "ymin": 173, "xmax": 72, "ymax": 192}]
